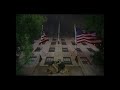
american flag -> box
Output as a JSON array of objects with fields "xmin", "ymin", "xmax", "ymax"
[
  {"xmin": 76, "ymin": 27, "xmax": 102, "ymax": 44},
  {"xmin": 39, "ymin": 31, "xmax": 49, "ymax": 44}
]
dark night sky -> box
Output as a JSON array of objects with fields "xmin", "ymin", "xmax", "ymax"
[{"xmin": 41, "ymin": 14, "xmax": 103, "ymax": 37}]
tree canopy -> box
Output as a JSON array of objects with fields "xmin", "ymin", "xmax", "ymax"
[
  {"xmin": 84, "ymin": 15, "xmax": 104, "ymax": 66},
  {"xmin": 16, "ymin": 14, "xmax": 47, "ymax": 73},
  {"xmin": 84, "ymin": 15, "xmax": 104, "ymax": 38}
]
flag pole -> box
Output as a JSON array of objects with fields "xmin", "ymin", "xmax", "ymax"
[
  {"xmin": 58, "ymin": 21, "xmax": 60, "ymax": 44},
  {"xmin": 74, "ymin": 24, "xmax": 77, "ymax": 49},
  {"xmin": 41, "ymin": 25, "xmax": 43, "ymax": 36},
  {"xmin": 41, "ymin": 25, "xmax": 43, "ymax": 47},
  {"xmin": 74, "ymin": 24, "xmax": 79, "ymax": 65},
  {"xmin": 71, "ymin": 24, "xmax": 77, "ymax": 56}
]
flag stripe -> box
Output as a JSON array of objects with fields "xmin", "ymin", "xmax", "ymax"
[
  {"xmin": 76, "ymin": 39, "xmax": 101, "ymax": 43},
  {"xmin": 76, "ymin": 36, "xmax": 97, "ymax": 40},
  {"xmin": 76, "ymin": 27, "xmax": 101, "ymax": 44},
  {"xmin": 39, "ymin": 32, "xmax": 49, "ymax": 44},
  {"xmin": 76, "ymin": 33, "xmax": 96, "ymax": 38}
]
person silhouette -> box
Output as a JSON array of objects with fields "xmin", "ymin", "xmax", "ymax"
[
  {"xmin": 75, "ymin": 56, "xmax": 78, "ymax": 64},
  {"xmin": 39, "ymin": 55, "xmax": 42, "ymax": 63}
]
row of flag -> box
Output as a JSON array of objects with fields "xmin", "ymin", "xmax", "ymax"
[
  {"xmin": 75, "ymin": 25, "xmax": 102, "ymax": 44},
  {"xmin": 39, "ymin": 24, "xmax": 102, "ymax": 45}
]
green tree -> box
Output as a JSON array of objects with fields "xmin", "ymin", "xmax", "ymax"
[
  {"xmin": 91, "ymin": 51, "xmax": 104, "ymax": 65},
  {"xmin": 85, "ymin": 15, "xmax": 104, "ymax": 66},
  {"xmin": 16, "ymin": 14, "xmax": 47, "ymax": 74},
  {"xmin": 85, "ymin": 15, "xmax": 104, "ymax": 38}
]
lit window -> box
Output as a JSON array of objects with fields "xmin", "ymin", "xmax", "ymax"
[
  {"xmin": 51, "ymin": 42, "xmax": 56, "ymax": 45},
  {"xmin": 52, "ymin": 38, "xmax": 56, "ymax": 41},
  {"xmin": 63, "ymin": 57, "xmax": 72, "ymax": 65},
  {"xmin": 87, "ymin": 48, "xmax": 95, "ymax": 53},
  {"xmin": 61, "ymin": 38, "xmax": 65, "ymax": 41},
  {"xmin": 62, "ymin": 48, "xmax": 68, "ymax": 52},
  {"xmin": 76, "ymin": 48, "xmax": 82, "ymax": 52},
  {"xmin": 49, "ymin": 47, "xmax": 55, "ymax": 52},
  {"xmin": 44, "ymin": 57, "xmax": 54, "ymax": 65}
]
